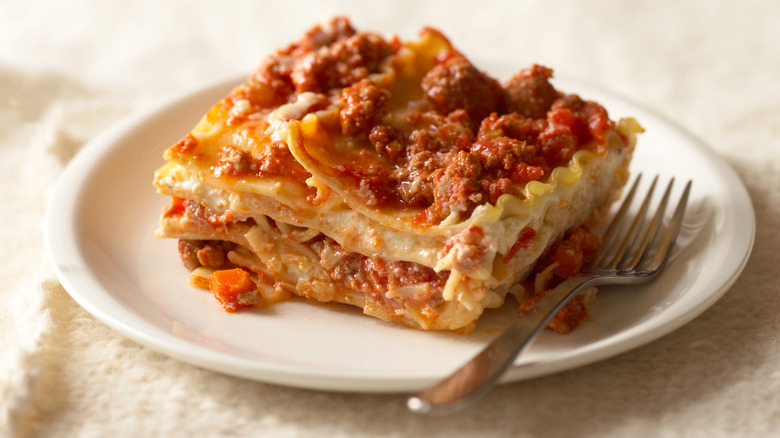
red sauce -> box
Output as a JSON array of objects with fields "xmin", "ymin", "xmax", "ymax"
[
  {"xmin": 502, "ymin": 227, "xmax": 537, "ymax": 264},
  {"xmin": 162, "ymin": 196, "xmax": 187, "ymax": 218},
  {"xmin": 518, "ymin": 226, "xmax": 602, "ymax": 333},
  {"xmin": 334, "ymin": 163, "xmax": 401, "ymax": 208},
  {"xmin": 545, "ymin": 226, "xmax": 602, "ymax": 277},
  {"xmin": 170, "ymin": 134, "xmax": 198, "ymax": 158}
]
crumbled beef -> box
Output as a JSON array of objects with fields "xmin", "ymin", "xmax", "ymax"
[
  {"xmin": 296, "ymin": 16, "xmax": 356, "ymax": 53},
  {"xmin": 470, "ymin": 136, "xmax": 548, "ymax": 183},
  {"xmin": 421, "ymin": 54, "xmax": 504, "ymax": 123},
  {"xmin": 391, "ymin": 150, "xmax": 442, "ymax": 207},
  {"xmin": 431, "ymin": 151, "xmax": 483, "ymax": 220},
  {"xmin": 404, "ymin": 110, "xmax": 474, "ymax": 156},
  {"xmin": 339, "ymin": 80, "xmax": 390, "ymax": 136},
  {"xmin": 223, "ymin": 19, "xmax": 621, "ymax": 228},
  {"xmin": 322, "ymin": 239, "xmax": 448, "ymax": 296},
  {"xmin": 291, "ymin": 32, "xmax": 394, "ymax": 93},
  {"xmin": 213, "ymin": 146, "xmax": 253, "ymax": 176},
  {"xmin": 477, "ymin": 112, "xmax": 547, "ymax": 145},
  {"xmin": 369, "ymin": 125, "xmax": 404, "ymax": 160},
  {"xmin": 504, "ymin": 64, "xmax": 560, "ymax": 119},
  {"xmin": 537, "ymin": 122, "xmax": 578, "ymax": 168},
  {"xmin": 211, "ymin": 142, "xmax": 310, "ymax": 181},
  {"xmin": 548, "ymin": 94, "xmax": 615, "ymax": 145},
  {"xmin": 196, "ymin": 243, "xmax": 227, "ymax": 268},
  {"xmin": 440, "ymin": 226, "xmax": 490, "ymax": 273},
  {"xmin": 178, "ymin": 239, "xmax": 204, "ymax": 270},
  {"xmin": 177, "ymin": 240, "xmax": 235, "ymax": 270}
]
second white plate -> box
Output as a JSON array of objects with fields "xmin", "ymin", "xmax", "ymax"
[{"xmin": 45, "ymin": 75, "xmax": 754, "ymax": 392}]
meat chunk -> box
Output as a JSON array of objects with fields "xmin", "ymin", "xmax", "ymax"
[
  {"xmin": 477, "ymin": 112, "xmax": 547, "ymax": 145},
  {"xmin": 440, "ymin": 226, "xmax": 490, "ymax": 274},
  {"xmin": 296, "ymin": 16, "xmax": 356, "ymax": 52},
  {"xmin": 431, "ymin": 151, "xmax": 483, "ymax": 220},
  {"xmin": 321, "ymin": 238, "xmax": 448, "ymax": 296},
  {"xmin": 339, "ymin": 80, "xmax": 390, "ymax": 136},
  {"xmin": 421, "ymin": 55, "xmax": 504, "ymax": 122},
  {"xmin": 504, "ymin": 64, "xmax": 560, "ymax": 119},
  {"xmin": 177, "ymin": 240, "xmax": 235, "ymax": 270},
  {"xmin": 211, "ymin": 143, "xmax": 310, "ymax": 181},
  {"xmin": 196, "ymin": 244, "xmax": 227, "ymax": 268},
  {"xmin": 178, "ymin": 239, "xmax": 204, "ymax": 270},
  {"xmin": 291, "ymin": 32, "xmax": 394, "ymax": 93},
  {"xmin": 369, "ymin": 125, "xmax": 404, "ymax": 160}
]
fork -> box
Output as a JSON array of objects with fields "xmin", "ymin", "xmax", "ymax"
[{"xmin": 407, "ymin": 174, "xmax": 692, "ymax": 414}]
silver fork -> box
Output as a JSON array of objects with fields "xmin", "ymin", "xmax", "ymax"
[{"xmin": 408, "ymin": 174, "xmax": 692, "ymax": 414}]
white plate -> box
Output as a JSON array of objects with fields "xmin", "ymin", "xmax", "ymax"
[{"xmin": 45, "ymin": 75, "xmax": 755, "ymax": 393}]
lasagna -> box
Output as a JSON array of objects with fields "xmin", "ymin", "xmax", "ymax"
[{"xmin": 153, "ymin": 18, "xmax": 641, "ymax": 333}]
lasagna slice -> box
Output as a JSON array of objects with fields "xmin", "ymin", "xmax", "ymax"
[{"xmin": 153, "ymin": 18, "xmax": 641, "ymax": 333}]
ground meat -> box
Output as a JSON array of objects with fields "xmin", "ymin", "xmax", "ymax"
[
  {"xmin": 248, "ymin": 59, "xmax": 298, "ymax": 108},
  {"xmin": 255, "ymin": 142, "xmax": 311, "ymax": 178},
  {"xmin": 431, "ymin": 151, "xmax": 483, "ymax": 219},
  {"xmin": 404, "ymin": 110, "xmax": 474, "ymax": 156},
  {"xmin": 177, "ymin": 240, "xmax": 235, "ymax": 270},
  {"xmin": 221, "ymin": 19, "xmax": 622, "ymax": 228},
  {"xmin": 178, "ymin": 239, "xmax": 204, "ymax": 270},
  {"xmin": 537, "ymin": 122, "xmax": 578, "ymax": 168},
  {"xmin": 391, "ymin": 150, "xmax": 441, "ymax": 206},
  {"xmin": 182, "ymin": 200, "xmax": 236, "ymax": 233},
  {"xmin": 211, "ymin": 142, "xmax": 311, "ymax": 181},
  {"xmin": 548, "ymin": 226, "xmax": 602, "ymax": 278},
  {"xmin": 381, "ymin": 87, "xmax": 615, "ymax": 223},
  {"xmin": 291, "ymin": 32, "xmax": 394, "ymax": 93},
  {"xmin": 549, "ymin": 94, "xmax": 615, "ymax": 145},
  {"xmin": 383, "ymin": 110, "xmax": 472, "ymax": 208},
  {"xmin": 232, "ymin": 17, "xmax": 358, "ymax": 109},
  {"xmin": 335, "ymin": 161, "xmax": 399, "ymax": 208},
  {"xmin": 392, "ymin": 109, "xmax": 552, "ymax": 221},
  {"xmin": 369, "ymin": 125, "xmax": 404, "ymax": 160},
  {"xmin": 546, "ymin": 294, "xmax": 589, "ymax": 334},
  {"xmin": 322, "ymin": 239, "xmax": 449, "ymax": 296},
  {"xmin": 440, "ymin": 226, "xmax": 490, "ymax": 274},
  {"xmin": 470, "ymin": 136, "xmax": 548, "ymax": 182},
  {"xmin": 504, "ymin": 64, "xmax": 561, "ymax": 119},
  {"xmin": 480, "ymin": 177, "xmax": 515, "ymax": 204},
  {"xmin": 295, "ymin": 16, "xmax": 356, "ymax": 53},
  {"xmin": 532, "ymin": 226, "xmax": 602, "ymax": 280},
  {"xmin": 213, "ymin": 146, "xmax": 253, "ymax": 176},
  {"xmin": 196, "ymin": 244, "xmax": 227, "ymax": 268},
  {"xmin": 421, "ymin": 54, "xmax": 504, "ymax": 123},
  {"xmin": 339, "ymin": 80, "xmax": 389, "ymax": 136},
  {"xmin": 477, "ymin": 112, "xmax": 547, "ymax": 145}
]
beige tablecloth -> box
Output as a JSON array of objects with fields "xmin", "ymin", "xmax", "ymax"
[{"xmin": 2, "ymin": 1, "xmax": 779, "ymax": 436}]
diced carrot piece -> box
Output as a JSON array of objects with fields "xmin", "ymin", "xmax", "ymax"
[{"xmin": 209, "ymin": 268, "xmax": 255, "ymax": 311}]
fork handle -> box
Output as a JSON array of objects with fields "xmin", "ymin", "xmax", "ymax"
[{"xmin": 407, "ymin": 274, "xmax": 596, "ymax": 414}]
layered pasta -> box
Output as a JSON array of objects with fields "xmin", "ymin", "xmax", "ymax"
[{"xmin": 154, "ymin": 18, "xmax": 641, "ymax": 333}]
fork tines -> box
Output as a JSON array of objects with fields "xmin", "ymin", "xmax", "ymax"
[{"xmin": 595, "ymin": 173, "xmax": 692, "ymax": 274}]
